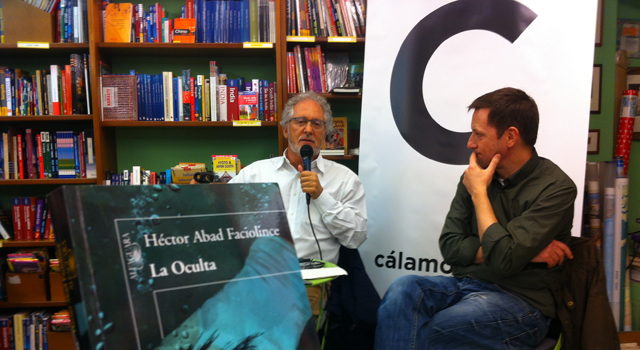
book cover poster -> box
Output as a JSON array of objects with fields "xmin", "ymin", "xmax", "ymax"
[{"xmin": 48, "ymin": 184, "xmax": 319, "ymax": 350}]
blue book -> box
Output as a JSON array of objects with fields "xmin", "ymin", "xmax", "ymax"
[
  {"xmin": 205, "ymin": 0, "xmax": 214, "ymax": 43},
  {"xmin": 196, "ymin": 0, "xmax": 204, "ymax": 43},
  {"xmin": 258, "ymin": 79, "xmax": 264, "ymax": 120},
  {"xmin": 173, "ymin": 77, "xmax": 180, "ymax": 120},
  {"xmin": 51, "ymin": 134, "xmax": 58, "ymax": 178},
  {"xmin": 73, "ymin": 133, "xmax": 80, "ymax": 178},
  {"xmin": 23, "ymin": 317, "xmax": 31, "ymax": 350}
]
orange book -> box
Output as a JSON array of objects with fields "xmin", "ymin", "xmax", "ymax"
[
  {"xmin": 104, "ymin": 3, "xmax": 133, "ymax": 43},
  {"xmin": 173, "ymin": 18, "xmax": 196, "ymax": 43},
  {"xmin": 65, "ymin": 65, "xmax": 72, "ymax": 115}
]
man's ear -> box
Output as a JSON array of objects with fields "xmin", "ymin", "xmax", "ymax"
[
  {"xmin": 282, "ymin": 125, "xmax": 289, "ymax": 140},
  {"xmin": 506, "ymin": 127, "xmax": 520, "ymax": 148}
]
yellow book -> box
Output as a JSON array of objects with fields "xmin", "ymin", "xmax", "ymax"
[{"xmin": 322, "ymin": 117, "xmax": 347, "ymax": 156}]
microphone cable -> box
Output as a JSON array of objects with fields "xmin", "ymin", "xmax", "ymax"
[{"xmin": 307, "ymin": 200, "xmax": 323, "ymax": 261}]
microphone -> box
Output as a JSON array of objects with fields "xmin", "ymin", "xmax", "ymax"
[{"xmin": 300, "ymin": 145, "xmax": 314, "ymax": 204}]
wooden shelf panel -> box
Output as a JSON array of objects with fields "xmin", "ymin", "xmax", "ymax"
[
  {"xmin": 0, "ymin": 240, "xmax": 56, "ymax": 247},
  {"xmin": 101, "ymin": 121, "xmax": 279, "ymax": 127},
  {"xmin": 0, "ymin": 301, "xmax": 67, "ymax": 308},
  {"xmin": 0, "ymin": 43, "xmax": 89, "ymax": 56},
  {"xmin": 97, "ymin": 42, "xmax": 276, "ymax": 57},
  {"xmin": 0, "ymin": 178, "xmax": 97, "ymax": 185},
  {"xmin": 288, "ymin": 93, "xmax": 361, "ymax": 99},
  {"xmin": 323, "ymin": 155, "xmax": 358, "ymax": 160},
  {"xmin": 634, "ymin": 132, "xmax": 640, "ymax": 141},
  {"xmin": 0, "ymin": 115, "xmax": 93, "ymax": 122}
]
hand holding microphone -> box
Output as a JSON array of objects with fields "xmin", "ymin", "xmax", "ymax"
[{"xmin": 299, "ymin": 145, "xmax": 322, "ymax": 205}]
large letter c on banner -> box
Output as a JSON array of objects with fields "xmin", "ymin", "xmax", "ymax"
[{"xmin": 390, "ymin": 0, "xmax": 537, "ymax": 165}]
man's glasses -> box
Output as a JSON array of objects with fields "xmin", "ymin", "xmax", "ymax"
[{"xmin": 290, "ymin": 117, "xmax": 326, "ymax": 130}]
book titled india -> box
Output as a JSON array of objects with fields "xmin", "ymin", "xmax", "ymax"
[
  {"xmin": 101, "ymin": 75, "xmax": 138, "ymax": 121},
  {"xmin": 48, "ymin": 184, "xmax": 320, "ymax": 350}
]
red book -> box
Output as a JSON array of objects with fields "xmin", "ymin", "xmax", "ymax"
[
  {"xmin": 44, "ymin": 212, "xmax": 52, "ymax": 240},
  {"xmin": 190, "ymin": 77, "xmax": 196, "ymax": 120},
  {"xmin": 22, "ymin": 197, "xmax": 36, "ymax": 240},
  {"xmin": 17, "ymin": 133, "xmax": 24, "ymax": 179},
  {"xmin": 11, "ymin": 198, "xmax": 23, "ymax": 240},
  {"xmin": 60, "ymin": 69, "xmax": 68, "ymax": 115},
  {"xmin": 79, "ymin": 131, "xmax": 86, "ymax": 178},
  {"xmin": 65, "ymin": 65, "xmax": 73, "ymax": 115},
  {"xmin": 227, "ymin": 80, "xmax": 239, "ymax": 120},
  {"xmin": 150, "ymin": 172, "xmax": 156, "ymax": 185},
  {"xmin": 186, "ymin": 0, "xmax": 194, "ymax": 18},
  {"xmin": 37, "ymin": 133, "xmax": 45, "ymax": 179},
  {"xmin": 269, "ymin": 82, "xmax": 276, "ymax": 121}
]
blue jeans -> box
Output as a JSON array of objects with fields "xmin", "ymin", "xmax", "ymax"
[{"xmin": 375, "ymin": 275, "xmax": 551, "ymax": 350}]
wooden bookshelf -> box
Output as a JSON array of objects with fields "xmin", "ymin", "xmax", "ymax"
[
  {"xmin": 0, "ymin": 301, "xmax": 67, "ymax": 308},
  {"xmin": 0, "ymin": 240, "xmax": 56, "ymax": 247},
  {"xmin": 100, "ymin": 121, "xmax": 279, "ymax": 127},
  {"xmin": 0, "ymin": 179, "xmax": 97, "ymax": 186}
]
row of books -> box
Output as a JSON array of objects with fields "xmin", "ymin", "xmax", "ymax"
[
  {"xmin": 6, "ymin": 249, "xmax": 49, "ymax": 273},
  {"xmin": 0, "ymin": 310, "xmax": 70, "ymax": 350},
  {"xmin": 56, "ymin": 0, "xmax": 89, "ymax": 43},
  {"xmin": 286, "ymin": 0, "xmax": 366, "ymax": 37},
  {"xmin": 105, "ymin": 166, "xmax": 172, "ymax": 186},
  {"xmin": 0, "ymin": 128, "xmax": 97, "ymax": 180},
  {"xmin": 104, "ymin": 0, "xmax": 275, "ymax": 44},
  {"xmin": 101, "ymin": 62, "xmax": 277, "ymax": 122},
  {"xmin": 0, "ymin": 54, "xmax": 91, "ymax": 116},
  {"xmin": 287, "ymin": 47, "xmax": 361, "ymax": 94},
  {"xmin": 582, "ymin": 160, "xmax": 629, "ymax": 331},
  {"xmin": 9, "ymin": 197, "xmax": 55, "ymax": 241}
]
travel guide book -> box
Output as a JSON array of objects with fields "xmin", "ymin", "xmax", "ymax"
[{"xmin": 48, "ymin": 184, "xmax": 320, "ymax": 350}]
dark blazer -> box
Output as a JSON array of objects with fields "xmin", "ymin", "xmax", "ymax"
[
  {"xmin": 550, "ymin": 236, "xmax": 620, "ymax": 350},
  {"xmin": 324, "ymin": 246, "xmax": 381, "ymax": 350}
]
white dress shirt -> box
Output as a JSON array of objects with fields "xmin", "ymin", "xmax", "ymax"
[{"xmin": 229, "ymin": 152, "xmax": 368, "ymax": 263}]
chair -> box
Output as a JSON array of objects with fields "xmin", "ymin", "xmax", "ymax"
[
  {"xmin": 549, "ymin": 237, "xmax": 620, "ymax": 350},
  {"xmin": 321, "ymin": 246, "xmax": 380, "ymax": 350}
]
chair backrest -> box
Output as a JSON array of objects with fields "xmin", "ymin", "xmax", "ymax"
[{"xmin": 550, "ymin": 237, "xmax": 620, "ymax": 350}]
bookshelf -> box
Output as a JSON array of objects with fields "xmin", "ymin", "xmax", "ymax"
[{"xmin": 1, "ymin": 0, "xmax": 366, "ymax": 306}]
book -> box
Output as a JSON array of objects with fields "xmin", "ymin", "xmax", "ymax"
[
  {"xmin": 104, "ymin": 3, "xmax": 133, "ymax": 42},
  {"xmin": 212, "ymin": 155, "xmax": 238, "ymax": 182},
  {"xmin": 48, "ymin": 184, "xmax": 320, "ymax": 350},
  {"xmin": 173, "ymin": 18, "xmax": 196, "ymax": 43},
  {"xmin": 101, "ymin": 75, "xmax": 138, "ymax": 121},
  {"xmin": 321, "ymin": 116, "xmax": 347, "ymax": 156},
  {"xmin": 238, "ymin": 91, "xmax": 258, "ymax": 120}
]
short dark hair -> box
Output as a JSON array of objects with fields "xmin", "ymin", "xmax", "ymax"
[{"xmin": 468, "ymin": 87, "xmax": 539, "ymax": 147}]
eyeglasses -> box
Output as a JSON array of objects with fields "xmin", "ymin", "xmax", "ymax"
[{"xmin": 290, "ymin": 117, "xmax": 326, "ymax": 130}]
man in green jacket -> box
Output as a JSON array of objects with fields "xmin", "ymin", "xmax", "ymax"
[{"xmin": 375, "ymin": 87, "xmax": 576, "ymax": 350}]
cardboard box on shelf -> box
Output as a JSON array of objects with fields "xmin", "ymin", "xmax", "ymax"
[
  {"xmin": 6, "ymin": 272, "xmax": 48, "ymax": 302},
  {"xmin": 171, "ymin": 163, "xmax": 207, "ymax": 184}
]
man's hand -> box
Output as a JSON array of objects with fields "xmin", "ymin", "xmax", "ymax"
[
  {"xmin": 463, "ymin": 153, "xmax": 500, "ymax": 198},
  {"xmin": 298, "ymin": 165, "xmax": 323, "ymax": 200},
  {"xmin": 531, "ymin": 240, "xmax": 573, "ymax": 268}
]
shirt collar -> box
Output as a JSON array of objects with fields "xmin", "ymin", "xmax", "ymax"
[
  {"xmin": 279, "ymin": 148, "xmax": 326, "ymax": 174},
  {"xmin": 494, "ymin": 148, "xmax": 540, "ymax": 188}
]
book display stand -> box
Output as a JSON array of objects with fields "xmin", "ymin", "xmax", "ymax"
[{"xmin": 2, "ymin": 0, "xmax": 55, "ymax": 44}]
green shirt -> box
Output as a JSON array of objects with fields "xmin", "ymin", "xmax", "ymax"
[{"xmin": 439, "ymin": 149, "xmax": 577, "ymax": 318}]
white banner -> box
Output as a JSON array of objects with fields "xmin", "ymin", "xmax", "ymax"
[{"xmin": 359, "ymin": 0, "xmax": 598, "ymax": 296}]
